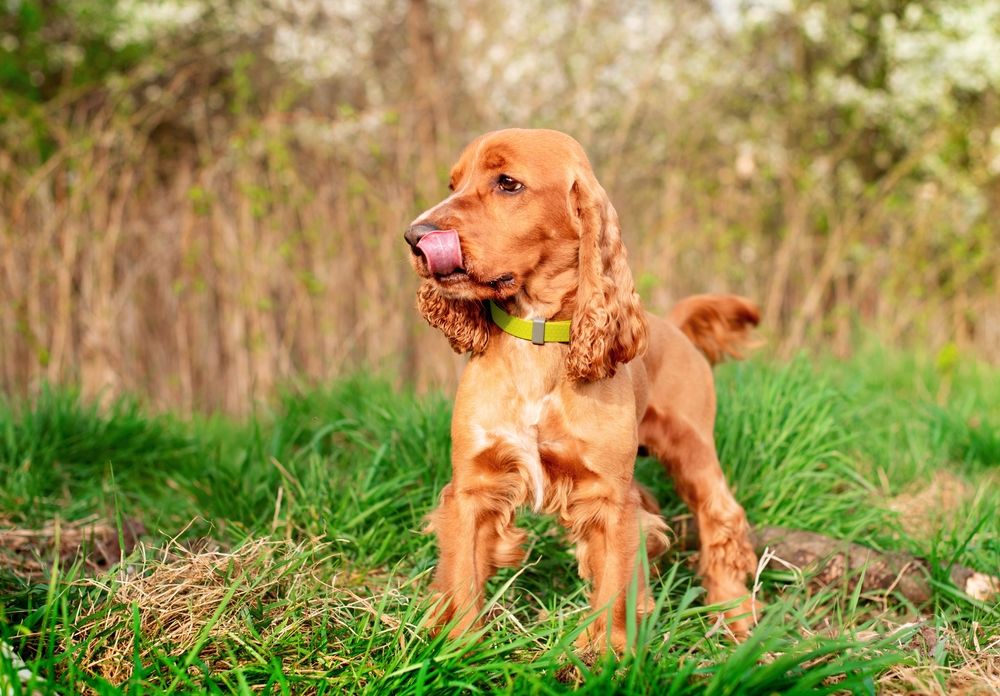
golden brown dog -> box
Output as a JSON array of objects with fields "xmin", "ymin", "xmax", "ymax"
[{"xmin": 404, "ymin": 128, "xmax": 758, "ymax": 651}]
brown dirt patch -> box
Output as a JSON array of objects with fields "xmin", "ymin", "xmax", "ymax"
[
  {"xmin": 0, "ymin": 516, "xmax": 145, "ymax": 579},
  {"xmin": 886, "ymin": 470, "xmax": 975, "ymax": 539}
]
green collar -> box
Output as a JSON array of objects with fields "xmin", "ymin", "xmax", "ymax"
[{"xmin": 488, "ymin": 301, "xmax": 571, "ymax": 345}]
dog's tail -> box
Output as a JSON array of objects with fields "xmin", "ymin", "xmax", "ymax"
[{"xmin": 669, "ymin": 294, "xmax": 761, "ymax": 366}]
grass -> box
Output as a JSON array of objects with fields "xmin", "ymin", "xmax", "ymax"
[{"xmin": 0, "ymin": 348, "xmax": 998, "ymax": 694}]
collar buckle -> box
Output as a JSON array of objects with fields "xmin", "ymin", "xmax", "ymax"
[{"xmin": 531, "ymin": 318, "xmax": 546, "ymax": 345}]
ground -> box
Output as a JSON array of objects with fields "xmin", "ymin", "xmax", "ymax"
[{"xmin": 1, "ymin": 346, "xmax": 998, "ymax": 694}]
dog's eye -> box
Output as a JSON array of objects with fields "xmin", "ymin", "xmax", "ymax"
[{"xmin": 497, "ymin": 174, "xmax": 524, "ymax": 193}]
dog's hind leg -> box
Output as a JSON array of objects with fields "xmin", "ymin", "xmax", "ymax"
[{"xmin": 639, "ymin": 405, "xmax": 757, "ymax": 637}]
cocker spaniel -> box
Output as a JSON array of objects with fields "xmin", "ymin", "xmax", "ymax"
[{"xmin": 404, "ymin": 128, "xmax": 759, "ymax": 651}]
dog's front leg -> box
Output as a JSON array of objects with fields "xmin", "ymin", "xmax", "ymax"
[
  {"xmin": 426, "ymin": 463, "xmax": 526, "ymax": 638},
  {"xmin": 566, "ymin": 478, "xmax": 654, "ymax": 653}
]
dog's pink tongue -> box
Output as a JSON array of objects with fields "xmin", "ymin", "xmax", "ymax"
[{"xmin": 416, "ymin": 229, "xmax": 463, "ymax": 276}]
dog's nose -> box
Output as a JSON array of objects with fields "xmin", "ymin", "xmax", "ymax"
[{"xmin": 405, "ymin": 222, "xmax": 439, "ymax": 248}]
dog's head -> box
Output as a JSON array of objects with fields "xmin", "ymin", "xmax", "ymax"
[{"xmin": 405, "ymin": 128, "xmax": 646, "ymax": 380}]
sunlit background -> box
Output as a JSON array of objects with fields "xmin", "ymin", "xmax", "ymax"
[{"xmin": 3, "ymin": 0, "xmax": 998, "ymax": 411}]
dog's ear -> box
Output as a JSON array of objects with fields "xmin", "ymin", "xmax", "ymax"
[
  {"xmin": 564, "ymin": 170, "xmax": 648, "ymax": 381},
  {"xmin": 417, "ymin": 281, "xmax": 492, "ymax": 355}
]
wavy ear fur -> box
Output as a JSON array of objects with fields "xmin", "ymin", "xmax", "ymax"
[
  {"xmin": 565, "ymin": 173, "xmax": 648, "ymax": 381},
  {"xmin": 417, "ymin": 281, "xmax": 492, "ymax": 355}
]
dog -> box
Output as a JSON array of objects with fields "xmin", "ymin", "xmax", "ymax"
[{"xmin": 404, "ymin": 128, "xmax": 759, "ymax": 651}]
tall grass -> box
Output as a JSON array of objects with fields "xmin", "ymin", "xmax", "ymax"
[{"xmin": 1, "ymin": 351, "xmax": 997, "ymax": 692}]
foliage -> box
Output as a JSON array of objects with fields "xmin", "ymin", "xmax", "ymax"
[
  {"xmin": 0, "ymin": 0, "xmax": 998, "ymax": 408},
  {"xmin": 1, "ymin": 0, "xmax": 141, "ymax": 102}
]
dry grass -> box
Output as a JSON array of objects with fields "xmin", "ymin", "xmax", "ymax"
[
  {"xmin": 5, "ymin": 99, "xmax": 996, "ymax": 414},
  {"xmin": 879, "ymin": 626, "xmax": 1000, "ymax": 695},
  {"xmin": 67, "ymin": 537, "xmax": 413, "ymax": 687},
  {"xmin": 73, "ymin": 538, "xmax": 300, "ymax": 683}
]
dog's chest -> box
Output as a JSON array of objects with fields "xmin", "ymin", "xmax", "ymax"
[{"xmin": 471, "ymin": 390, "xmax": 583, "ymax": 513}]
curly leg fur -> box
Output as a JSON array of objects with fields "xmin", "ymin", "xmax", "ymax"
[
  {"xmin": 425, "ymin": 477, "xmax": 527, "ymax": 636},
  {"xmin": 639, "ymin": 406, "xmax": 757, "ymax": 637},
  {"xmin": 562, "ymin": 481, "xmax": 669, "ymax": 652}
]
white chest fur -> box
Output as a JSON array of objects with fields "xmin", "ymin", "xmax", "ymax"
[{"xmin": 471, "ymin": 394, "xmax": 553, "ymax": 512}]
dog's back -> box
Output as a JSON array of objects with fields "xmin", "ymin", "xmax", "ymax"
[{"xmin": 638, "ymin": 294, "xmax": 760, "ymax": 448}]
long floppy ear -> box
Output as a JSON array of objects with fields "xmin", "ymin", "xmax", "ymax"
[
  {"xmin": 416, "ymin": 281, "xmax": 492, "ymax": 355},
  {"xmin": 564, "ymin": 171, "xmax": 648, "ymax": 381}
]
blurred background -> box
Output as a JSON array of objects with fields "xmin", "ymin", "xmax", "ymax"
[{"xmin": 1, "ymin": 0, "xmax": 998, "ymax": 413}]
